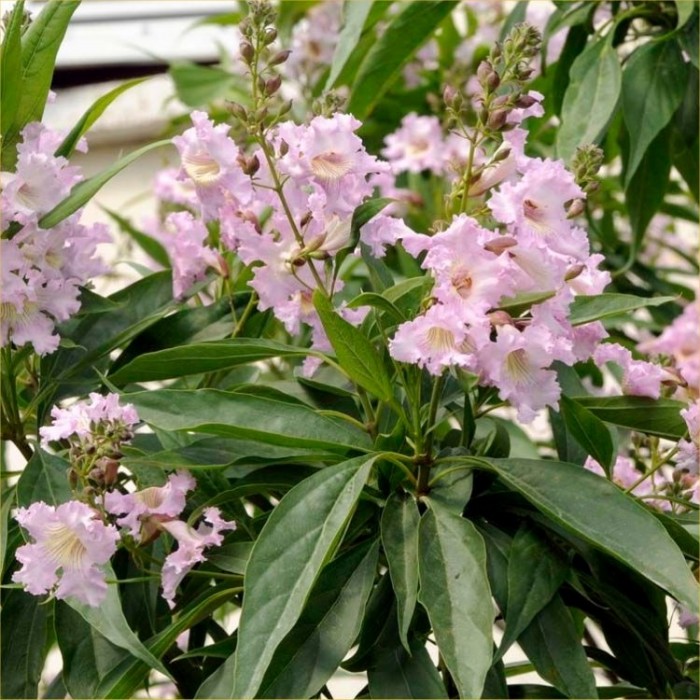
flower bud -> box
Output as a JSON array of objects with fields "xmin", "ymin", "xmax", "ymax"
[
  {"xmin": 487, "ymin": 108, "xmax": 509, "ymax": 130},
  {"xmin": 254, "ymin": 106, "xmax": 268, "ymax": 122},
  {"xmin": 443, "ymin": 84, "xmax": 458, "ymax": 106},
  {"xmin": 477, "ymin": 60, "xmax": 493, "ymax": 85},
  {"xmin": 263, "ymin": 27, "xmax": 277, "ymax": 44},
  {"xmin": 484, "ymin": 236, "xmax": 518, "ymax": 255},
  {"xmin": 567, "ymin": 199, "xmax": 585, "ymax": 218},
  {"xmin": 565, "ymin": 263, "xmax": 586, "ymax": 281},
  {"xmin": 277, "ymin": 99, "xmax": 293, "ymax": 117},
  {"xmin": 226, "ymin": 100, "xmax": 248, "ymax": 122},
  {"xmin": 239, "ymin": 41, "xmax": 255, "ymax": 65},
  {"xmin": 515, "ymin": 93, "xmax": 538, "ymax": 109},
  {"xmin": 278, "ymin": 139, "xmax": 289, "ymax": 156},
  {"xmin": 242, "ymin": 154, "xmax": 260, "ymax": 176},
  {"xmin": 486, "ymin": 71, "xmax": 500, "ymax": 92},
  {"xmin": 264, "ymin": 74, "xmax": 282, "ymax": 96},
  {"xmin": 488, "ymin": 310, "xmax": 514, "ymax": 327},
  {"xmin": 269, "ymin": 49, "xmax": 291, "ymax": 66}
]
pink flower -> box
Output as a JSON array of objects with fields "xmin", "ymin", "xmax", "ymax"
[
  {"xmin": 594, "ymin": 343, "xmax": 666, "ymax": 399},
  {"xmin": 677, "ymin": 401, "xmax": 699, "ymax": 474},
  {"xmin": 160, "ymin": 507, "xmax": 236, "ymax": 607},
  {"xmin": 13, "ymin": 501, "xmax": 119, "ymax": 607},
  {"xmin": 104, "ymin": 471, "xmax": 196, "ymax": 541},
  {"xmin": 382, "ymin": 114, "xmax": 447, "ymax": 174}
]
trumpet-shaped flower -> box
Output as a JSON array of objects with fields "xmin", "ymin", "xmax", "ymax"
[
  {"xmin": 13, "ymin": 501, "xmax": 119, "ymax": 606},
  {"xmin": 160, "ymin": 507, "xmax": 236, "ymax": 607},
  {"xmin": 594, "ymin": 343, "xmax": 666, "ymax": 399}
]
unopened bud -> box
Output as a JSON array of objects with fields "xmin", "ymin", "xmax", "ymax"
[
  {"xmin": 254, "ymin": 106, "xmax": 268, "ymax": 122},
  {"xmin": 515, "ymin": 93, "xmax": 538, "ymax": 109},
  {"xmin": 269, "ymin": 49, "xmax": 291, "ymax": 66},
  {"xmin": 486, "ymin": 71, "xmax": 500, "ymax": 92},
  {"xmin": 487, "ymin": 108, "xmax": 509, "ymax": 130},
  {"xmin": 277, "ymin": 99, "xmax": 293, "ymax": 117},
  {"xmin": 479, "ymin": 106, "xmax": 490, "ymax": 123},
  {"xmin": 265, "ymin": 74, "xmax": 282, "ymax": 96},
  {"xmin": 484, "ymin": 236, "xmax": 518, "ymax": 255},
  {"xmin": 226, "ymin": 100, "xmax": 248, "ymax": 122},
  {"xmin": 278, "ymin": 139, "xmax": 289, "ymax": 156},
  {"xmin": 239, "ymin": 41, "xmax": 255, "ymax": 64},
  {"xmin": 488, "ymin": 310, "xmax": 513, "ymax": 327},
  {"xmin": 263, "ymin": 27, "xmax": 277, "ymax": 44},
  {"xmin": 491, "ymin": 44, "xmax": 502, "ymax": 60},
  {"xmin": 443, "ymin": 84, "xmax": 458, "ymax": 105},
  {"xmin": 494, "ymin": 147, "xmax": 511, "ymax": 163},
  {"xmin": 243, "ymin": 154, "xmax": 260, "ymax": 176},
  {"xmin": 567, "ymin": 199, "xmax": 585, "ymax": 218},
  {"xmin": 492, "ymin": 95, "xmax": 509, "ymax": 109},
  {"xmin": 565, "ymin": 263, "xmax": 586, "ymax": 281},
  {"xmin": 584, "ymin": 181, "xmax": 600, "ymax": 194},
  {"xmin": 477, "ymin": 60, "xmax": 493, "ymax": 84},
  {"xmin": 257, "ymin": 75, "xmax": 266, "ymax": 94},
  {"xmin": 299, "ymin": 211, "xmax": 313, "ymax": 228}
]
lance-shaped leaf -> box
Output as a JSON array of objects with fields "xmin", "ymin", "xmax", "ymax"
[
  {"xmin": 568, "ymin": 294, "xmax": 675, "ymax": 326},
  {"xmin": 16, "ymin": 448, "xmax": 72, "ymax": 507},
  {"xmin": 486, "ymin": 458, "xmax": 699, "ymax": 611},
  {"xmin": 381, "ymin": 493, "xmax": 420, "ymax": 652},
  {"xmin": 205, "ymin": 455, "xmax": 376, "ymax": 699},
  {"xmin": 129, "ymin": 388, "xmax": 371, "ymax": 453},
  {"xmin": 418, "ymin": 500, "xmax": 493, "ymax": 699},
  {"xmin": 559, "ymin": 396, "xmax": 614, "ymax": 473},
  {"xmin": 259, "ymin": 540, "xmax": 379, "ymax": 698},
  {"xmin": 313, "ymin": 290, "xmax": 395, "ymax": 403}
]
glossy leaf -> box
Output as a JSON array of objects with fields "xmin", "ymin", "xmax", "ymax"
[
  {"xmin": 313, "ymin": 291, "xmax": 395, "ymax": 403},
  {"xmin": 326, "ymin": 1, "xmax": 375, "ymax": 89},
  {"xmin": 1, "ymin": 0, "xmax": 79, "ymax": 169},
  {"xmin": 259, "ymin": 540, "xmax": 379, "ymax": 698},
  {"xmin": 129, "ymin": 388, "xmax": 371, "ymax": 452},
  {"xmin": 418, "ymin": 500, "xmax": 493, "ymax": 699},
  {"xmin": 571, "ymin": 396, "xmax": 687, "ymax": 440},
  {"xmin": 0, "ymin": 0, "xmax": 24, "ymax": 144},
  {"xmin": 559, "ymin": 396, "xmax": 614, "ymax": 472},
  {"xmin": 347, "ymin": 1, "xmax": 454, "ymax": 119},
  {"xmin": 38, "ymin": 140, "xmax": 172, "ymax": 229},
  {"xmin": 518, "ymin": 595, "xmax": 598, "ymax": 698},
  {"xmin": 497, "ymin": 525, "xmax": 568, "ymax": 661},
  {"xmin": 381, "ymin": 493, "xmax": 420, "ymax": 651},
  {"xmin": 622, "ymin": 39, "xmax": 688, "ymax": 186},
  {"xmin": 170, "ymin": 62, "xmax": 248, "ymax": 107},
  {"xmin": 16, "ymin": 448, "xmax": 72, "ymax": 507},
  {"xmin": 557, "ymin": 37, "xmax": 621, "ymax": 162},
  {"xmin": 54, "ymin": 78, "xmax": 148, "ymax": 158},
  {"xmin": 569, "ymin": 294, "xmax": 675, "ymax": 326},
  {"xmin": 486, "ymin": 458, "xmax": 699, "ymax": 610},
  {"xmin": 335, "ymin": 197, "xmax": 394, "ymax": 271},
  {"xmin": 206, "ymin": 455, "xmax": 376, "ymax": 699},
  {"xmin": 0, "ymin": 591, "xmax": 49, "ymax": 699},
  {"xmin": 368, "ymin": 639, "xmax": 447, "ymax": 699},
  {"xmin": 110, "ymin": 339, "xmax": 308, "ymax": 384}
]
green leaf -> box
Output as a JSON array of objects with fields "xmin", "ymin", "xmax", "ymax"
[
  {"xmin": 571, "ymin": 396, "xmax": 687, "ymax": 440},
  {"xmin": 16, "ymin": 448, "xmax": 71, "ymax": 507},
  {"xmin": 518, "ymin": 595, "xmax": 598, "ymax": 698},
  {"xmin": 109, "ymin": 339, "xmax": 308, "ymax": 384},
  {"xmin": 0, "ymin": 590, "xmax": 49, "ymax": 699},
  {"xmin": 418, "ymin": 500, "xmax": 493, "ymax": 699},
  {"xmin": 313, "ymin": 290, "xmax": 395, "ymax": 403},
  {"xmin": 496, "ymin": 525, "xmax": 568, "ymax": 661},
  {"xmin": 671, "ymin": 65, "xmax": 699, "ymax": 201},
  {"xmin": 626, "ymin": 126, "xmax": 673, "ymax": 254},
  {"xmin": 326, "ymin": 2, "xmax": 375, "ymax": 89},
  {"xmin": 486, "ymin": 458, "xmax": 699, "ymax": 610},
  {"xmin": 622, "ymin": 39, "xmax": 688, "ymax": 186},
  {"xmin": 54, "ymin": 78, "xmax": 148, "ymax": 158},
  {"xmin": 675, "ymin": 1, "xmax": 697, "ymax": 28},
  {"xmin": 569, "ymin": 294, "xmax": 676, "ymax": 326},
  {"xmin": 381, "ymin": 493, "xmax": 420, "ymax": 652},
  {"xmin": 204, "ymin": 455, "xmax": 376, "ymax": 699},
  {"xmin": 207, "ymin": 542, "xmax": 254, "ymax": 575},
  {"xmin": 38, "ymin": 140, "xmax": 172, "ymax": 229},
  {"xmin": 0, "ymin": 0, "xmax": 25, "ymax": 144},
  {"xmin": 65, "ymin": 564, "xmax": 171, "ymax": 678},
  {"xmin": 498, "ymin": 290, "xmax": 556, "ymax": 317},
  {"xmin": 101, "ymin": 206, "xmax": 170, "ymax": 268},
  {"xmin": 129, "ymin": 388, "xmax": 372, "ymax": 453},
  {"xmin": 335, "ymin": 196, "xmax": 393, "ymax": 271},
  {"xmin": 169, "ymin": 62, "xmax": 248, "ymax": 107},
  {"xmin": 559, "ymin": 396, "xmax": 614, "ymax": 472},
  {"xmin": 346, "ymin": 1, "xmax": 454, "ymax": 119},
  {"xmin": 259, "ymin": 540, "xmax": 379, "ymax": 698},
  {"xmin": 1, "ymin": 0, "xmax": 80, "ymax": 169},
  {"xmin": 368, "ymin": 638, "xmax": 447, "ymax": 699},
  {"xmin": 557, "ymin": 37, "xmax": 621, "ymax": 163},
  {"xmin": 347, "ymin": 292, "xmax": 405, "ymax": 324}
]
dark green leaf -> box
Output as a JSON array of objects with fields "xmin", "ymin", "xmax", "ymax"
[
  {"xmin": 1, "ymin": 0, "xmax": 79, "ymax": 169},
  {"xmin": 368, "ymin": 638, "xmax": 447, "ymax": 699},
  {"xmin": 326, "ymin": 2, "xmax": 375, "ymax": 89},
  {"xmin": 486, "ymin": 458, "xmax": 699, "ymax": 610},
  {"xmin": 571, "ymin": 396, "xmax": 687, "ymax": 440},
  {"xmin": 335, "ymin": 197, "xmax": 393, "ymax": 271},
  {"xmin": 557, "ymin": 37, "xmax": 621, "ymax": 163},
  {"xmin": 569, "ymin": 294, "xmax": 675, "ymax": 326},
  {"xmin": 110, "ymin": 339, "xmax": 307, "ymax": 384},
  {"xmin": 0, "ymin": 591, "xmax": 49, "ymax": 699},
  {"xmin": 347, "ymin": 1, "xmax": 454, "ymax": 119},
  {"xmin": 497, "ymin": 525, "xmax": 568, "ymax": 661},
  {"xmin": 129, "ymin": 388, "xmax": 372, "ymax": 452},
  {"xmin": 0, "ymin": 0, "xmax": 25, "ymax": 144},
  {"xmin": 381, "ymin": 493, "xmax": 420, "ymax": 651},
  {"xmin": 622, "ymin": 39, "xmax": 688, "ymax": 185},
  {"xmin": 518, "ymin": 595, "xmax": 598, "ymax": 698},
  {"xmin": 313, "ymin": 290, "xmax": 395, "ymax": 403},
  {"xmin": 55, "ymin": 78, "xmax": 148, "ymax": 158},
  {"xmin": 207, "ymin": 542, "xmax": 254, "ymax": 575},
  {"xmin": 559, "ymin": 396, "xmax": 614, "ymax": 472},
  {"xmin": 259, "ymin": 540, "xmax": 379, "ymax": 698},
  {"xmin": 418, "ymin": 500, "xmax": 493, "ymax": 699},
  {"xmin": 205, "ymin": 455, "xmax": 376, "ymax": 699},
  {"xmin": 429, "ymin": 463, "xmax": 474, "ymax": 512},
  {"xmin": 38, "ymin": 140, "xmax": 172, "ymax": 229},
  {"xmin": 16, "ymin": 448, "xmax": 71, "ymax": 507}
]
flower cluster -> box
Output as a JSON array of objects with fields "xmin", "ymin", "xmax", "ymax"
[{"xmin": 1, "ymin": 123, "xmax": 109, "ymax": 354}]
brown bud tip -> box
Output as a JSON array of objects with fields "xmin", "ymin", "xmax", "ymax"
[
  {"xmin": 487, "ymin": 108, "xmax": 509, "ymax": 130},
  {"xmin": 299, "ymin": 210, "xmax": 313, "ymax": 228},
  {"xmin": 265, "ymin": 74, "xmax": 282, "ymax": 96},
  {"xmin": 239, "ymin": 41, "xmax": 255, "ymax": 64},
  {"xmin": 278, "ymin": 139, "xmax": 289, "ymax": 156},
  {"xmin": 484, "ymin": 236, "xmax": 518, "ymax": 255},
  {"xmin": 565, "ymin": 263, "xmax": 586, "ymax": 281},
  {"xmin": 486, "ymin": 71, "xmax": 500, "ymax": 91},
  {"xmin": 269, "ymin": 49, "xmax": 291, "ymax": 66},
  {"xmin": 477, "ymin": 60, "xmax": 493, "ymax": 84},
  {"xmin": 567, "ymin": 199, "xmax": 585, "ymax": 218},
  {"xmin": 515, "ymin": 93, "xmax": 538, "ymax": 108},
  {"xmin": 243, "ymin": 154, "xmax": 260, "ymax": 176},
  {"xmin": 226, "ymin": 100, "xmax": 248, "ymax": 122}
]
